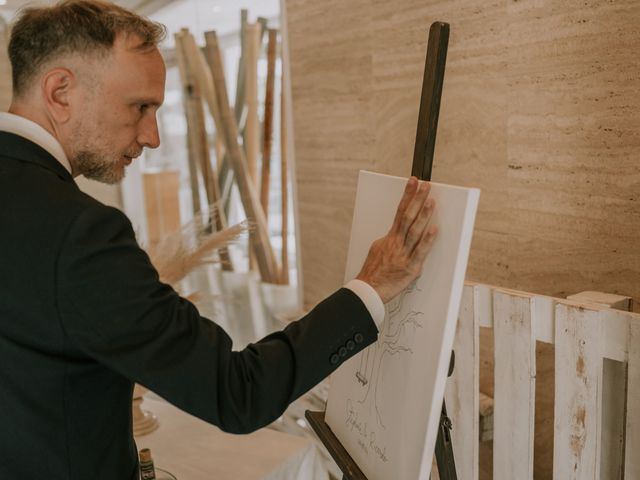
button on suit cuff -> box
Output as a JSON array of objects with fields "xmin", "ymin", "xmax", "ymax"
[{"xmin": 344, "ymin": 279, "xmax": 385, "ymax": 329}]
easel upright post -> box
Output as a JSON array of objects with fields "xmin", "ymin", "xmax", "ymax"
[
  {"xmin": 305, "ymin": 21, "xmax": 457, "ymax": 480},
  {"xmin": 410, "ymin": 21, "xmax": 458, "ymax": 480}
]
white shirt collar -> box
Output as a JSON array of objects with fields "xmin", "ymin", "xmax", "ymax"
[{"xmin": 0, "ymin": 112, "xmax": 73, "ymax": 175}]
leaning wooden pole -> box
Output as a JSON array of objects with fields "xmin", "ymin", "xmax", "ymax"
[
  {"xmin": 180, "ymin": 32, "xmax": 233, "ymax": 270},
  {"xmin": 279, "ymin": 61, "xmax": 289, "ymax": 286},
  {"xmin": 215, "ymin": 9, "xmax": 249, "ymax": 218},
  {"xmin": 244, "ymin": 23, "xmax": 261, "ymax": 190},
  {"xmin": 233, "ymin": 9, "xmax": 249, "ymax": 128},
  {"xmin": 174, "ymin": 32, "xmax": 201, "ymax": 217},
  {"xmin": 260, "ymin": 28, "xmax": 277, "ymax": 218},
  {"xmin": 244, "ymin": 23, "xmax": 261, "ymax": 272},
  {"xmin": 204, "ymin": 30, "xmax": 279, "ymax": 283},
  {"xmin": 175, "ymin": 31, "xmax": 233, "ymax": 271}
]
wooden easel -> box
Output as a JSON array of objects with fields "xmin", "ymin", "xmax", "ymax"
[{"xmin": 305, "ymin": 21, "xmax": 458, "ymax": 480}]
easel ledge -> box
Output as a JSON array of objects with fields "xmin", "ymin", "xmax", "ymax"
[{"xmin": 305, "ymin": 411, "xmax": 367, "ymax": 480}]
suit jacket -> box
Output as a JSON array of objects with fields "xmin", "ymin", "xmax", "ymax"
[{"xmin": 0, "ymin": 131, "xmax": 378, "ymax": 479}]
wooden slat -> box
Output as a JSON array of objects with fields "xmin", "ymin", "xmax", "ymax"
[
  {"xmin": 567, "ymin": 291, "xmax": 632, "ymax": 312},
  {"xmin": 625, "ymin": 316, "xmax": 640, "ymax": 477},
  {"xmin": 260, "ymin": 28, "xmax": 278, "ymax": 217},
  {"xmin": 492, "ymin": 289, "xmax": 535, "ymax": 480},
  {"xmin": 244, "ymin": 23, "xmax": 261, "ymax": 273},
  {"xmin": 444, "ymin": 284, "xmax": 479, "ymax": 480},
  {"xmin": 570, "ymin": 292, "xmax": 630, "ymax": 479},
  {"xmin": 279, "ymin": 60, "xmax": 290, "ymax": 285},
  {"xmin": 177, "ymin": 32, "xmax": 211, "ymax": 202},
  {"xmin": 233, "ymin": 9, "xmax": 248, "ymax": 127},
  {"xmin": 553, "ymin": 303, "xmax": 603, "ymax": 479},
  {"xmin": 180, "ymin": 34, "xmax": 224, "ymax": 138},
  {"xmin": 601, "ymin": 357, "xmax": 625, "ymax": 480},
  {"xmin": 174, "ymin": 32, "xmax": 202, "ymax": 217},
  {"xmin": 244, "ymin": 23, "xmax": 261, "ymax": 188},
  {"xmin": 203, "ymin": 31, "xmax": 279, "ymax": 283},
  {"xmin": 475, "ymin": 283, "xmax": 493, "ymax": 328}
]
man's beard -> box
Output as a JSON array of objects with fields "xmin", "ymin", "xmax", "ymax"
[{"xmin": 74, "ymin": 150, "xmax": 124, "ymax": 185}]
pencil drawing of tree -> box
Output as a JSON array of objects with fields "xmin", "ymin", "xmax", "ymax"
[{"xmin": 354, "ymin": 280, "xmax": 424, "ymax": 428}]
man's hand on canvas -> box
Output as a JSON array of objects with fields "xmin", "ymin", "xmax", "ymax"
[{"xmin": 356, "ymin": 177, "xmax": 437, "ymax": 304}]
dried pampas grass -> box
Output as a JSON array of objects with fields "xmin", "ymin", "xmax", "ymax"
[{"xmin": 148, "ymin": 211, "xmax": 247, "ymax": 290}]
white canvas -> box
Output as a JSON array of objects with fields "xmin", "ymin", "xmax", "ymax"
[{"xmin": 325, "ymin": 170, "xmax": 480, "ymax": 480}]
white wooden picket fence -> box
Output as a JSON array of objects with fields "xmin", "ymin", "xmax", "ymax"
[{"xmin": 445, "ymin": 282, "xmax": 640, "ymax": 480}]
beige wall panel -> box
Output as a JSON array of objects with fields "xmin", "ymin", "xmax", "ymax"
[
  {"xmin": 505, "ymin": 1, "xmax": 640, "ymax": 303},
  {"xmin": 289, "ymin": 0, "xmax": 640, "ymax": 300},
  {"xmin": 288, "ymin": 0, "xmax": 375, "ymax": 303}
]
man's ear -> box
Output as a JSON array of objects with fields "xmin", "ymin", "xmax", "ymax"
[{"xmin": 41, "ymin": 68, "xmax": 76, "ymax": 124}]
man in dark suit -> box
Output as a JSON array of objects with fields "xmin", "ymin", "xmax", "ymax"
[{"xmin": 0, "ymin": 1, "xmax": 437, "ymax": 478}]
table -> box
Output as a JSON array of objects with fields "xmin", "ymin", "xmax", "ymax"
[{"xmin": 135, "ymin": 397, "xmax": 328, "ymax": 480}]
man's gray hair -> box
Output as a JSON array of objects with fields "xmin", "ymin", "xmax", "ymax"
[{"xmin": 8, "ymin": 0, "xmax": 166, "ymax": 97}]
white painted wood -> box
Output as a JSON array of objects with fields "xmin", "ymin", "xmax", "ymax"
[
  {"xmin": 533, "ymin": 295, "xmax": 555, "ymax": 345},
  {"xmin": 600, "ymin": 357, "xmax": 625, "ymax": 480},
  {"xmin": 475, "ymin": 283, "xmax": 493, "ymax": 328},
  {"xmin": 553, "ymin": 303, "xmax": 603, "ymax": 480},
  {"xmin": 602, "ymin": 312, "xmax": 628, "ymax": 363},
  {"xmin": 562, "ymin": 292, "xmax": 628, "ymax": 479},
  {"xmin": 492, "ymin": 289, "xmax": 535, "ymax": 480},
  {"xmin": 567, "ymin": 291, "xmax": 632, "ymax": 311},
  {"xmin": 445, "ymin": 285, "xmax": 479, "ymax": 480},
  {"xmin": 625, "ymin": 316, "xmax": 640, "ymax": 478}
]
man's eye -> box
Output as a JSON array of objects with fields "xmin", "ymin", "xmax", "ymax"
[{"xmin": 139, "ymin": 104, "xmax": 149, "ymax": 113}]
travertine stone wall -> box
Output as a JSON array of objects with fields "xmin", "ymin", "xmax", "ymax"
[
  {"xmin": 287, "ymin": 0, "xmax": 640, "ymax": 307},
  {"xmin": 286, "ymin": 0, "xmax": 640, "ymax": 477}
]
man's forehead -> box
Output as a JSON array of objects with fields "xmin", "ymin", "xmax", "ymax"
[{"xmin": 109, "ymin": 37, "xmax": 166, "ymax": 94}]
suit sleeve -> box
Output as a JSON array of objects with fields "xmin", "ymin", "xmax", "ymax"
[{"xmin": 55, "ymin": 205, "xmax": 378, "ymax": 433}]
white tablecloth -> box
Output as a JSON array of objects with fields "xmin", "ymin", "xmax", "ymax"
[{"xmin": 135, "ymin": 397, "xmax": 328, "ymax": 480}]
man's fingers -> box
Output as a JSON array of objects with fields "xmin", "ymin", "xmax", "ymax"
[
  {"xmin": 391, "ymin": 177, "xmax": 419, "ymax": 234},
  {"xmin": 410, "ymin": 225, "xmax": 438, "ymax": 267},
  {"xmin": 405, "ymin": 197, "xmax": 435, "ymax": 252},
  {"xmin": 394, "ymin": 180, "xmax": 431, "ymax": 237},
  {"xmin": 403, "ymin": 182, "xmax": 431, "ymax": 231}
]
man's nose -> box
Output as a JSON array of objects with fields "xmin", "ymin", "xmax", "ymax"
[{"xmin": 137, "ymin": 113, "xmax": 161, "ymax": 149}]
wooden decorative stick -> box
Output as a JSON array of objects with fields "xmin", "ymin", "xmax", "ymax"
[
  {"xmin": 175, "ymin": 31, "xmax": 233, "ymax": 270},
  {"xmin": 244, "ymin": 23, "xmax": 261, "ymax": 189},
  {"xmin": 217, "ymin": 14, "xmax": 266, "ymax": 219},
  {"xmin": 244, "ymin": 23, "xmax": 261, "ymax": 272},
  {"xmin": 233, "ymin": 9, "xmax": 249, "ymax": 127},
  {"xmin": 180, "ymin": 34, "xmax": 221, "ymax": 205},
  {"xmin": 204, "ymin": 30, "xmax": 279, "ymax": 283},
  {"xmin": 174, "ymin": 31, "xmax": 201, "ymax": 217},
  {"xmin": 260, "ymin": 29, "xmax": 277, "ymax": 218},
  {"xmin": 181, "ymin": 32, "xmax": 229, "ymax": 176},
  {"xmin": 215, "ymin": 134, "xmax": 225, "ymax": 172},
  {"xmin": 279, "ymin": 60, "xmax": 289, "ymax": 286}
]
